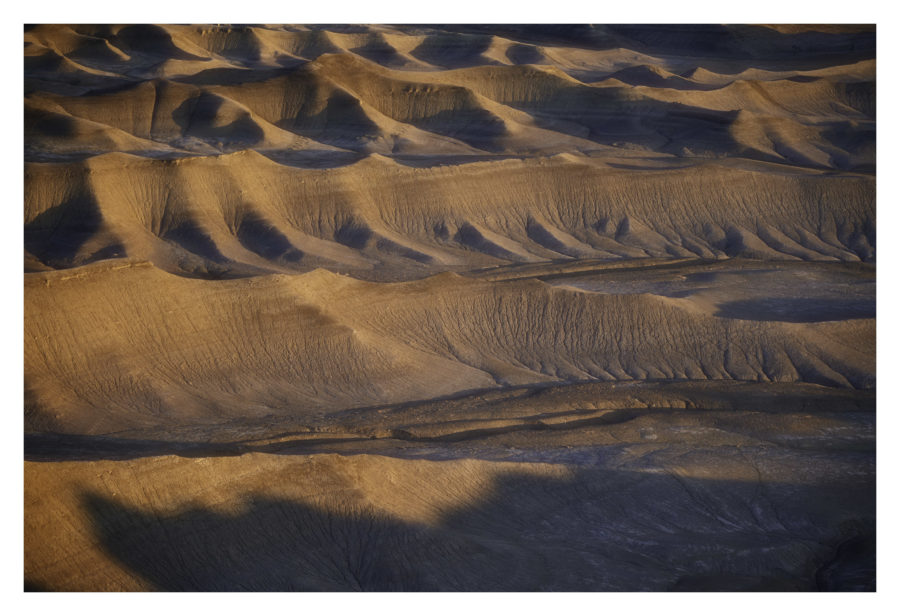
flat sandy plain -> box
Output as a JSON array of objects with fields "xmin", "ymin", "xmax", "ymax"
[{"xmin": 24, "ymin": 24, "xmax": 875, "ymax": 591}]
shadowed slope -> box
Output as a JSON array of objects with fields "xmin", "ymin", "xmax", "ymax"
[
  {"xmin": 25, "ymin": 24, "xmax": 875, "ymax": 277},
  {"xmin": 24, "ymin": 152, "xmax": 874, "ymax": 277},
  {"xmin": 25, "ymin": 448, "xmax": 874, "ymax": 591},
  {"xmin": 26, "ymin": 24, "xmax": 874, "ymax": 171}
]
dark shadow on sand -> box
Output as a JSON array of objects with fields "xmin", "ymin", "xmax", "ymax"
[
  {"xmin": 715, "ymin": 297, "xmax": 875, "ymax": 322},
  {"xmin": 75, "ymin": 464, "xmax": 874, "ymax": 591}
]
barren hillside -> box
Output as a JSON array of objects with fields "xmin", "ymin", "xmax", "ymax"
[{"xmin": 24, "ymin": 24, "xmax": 875, "ymax": 591}]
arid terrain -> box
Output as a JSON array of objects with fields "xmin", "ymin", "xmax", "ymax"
[{"xmin": 24, "ymin": 24, "xmax": 875, "ymax": 591}]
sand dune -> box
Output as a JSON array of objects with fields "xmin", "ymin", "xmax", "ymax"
[{"xmin": 24, "ymin": 24, "xmax": 875, "ymax": 592}]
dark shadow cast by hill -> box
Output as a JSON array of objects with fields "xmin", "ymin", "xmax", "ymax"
[
  {"xmin": 162, "ymin": 219, "xmax": 229, "ymax": 264},
  {"xmin": 409, "ymin": 32, "xmax": 497, "ymax": 69},
  {"xmin": 25, "ymin": 433, "xmax": 250, "ymax": 462},
  {"xmin": 236, "ymin": 211, "xmax": 303, "ymax": 263},
  {"xmin": 25, "ymin": 378, "xmax": 876, "ymax": 463},
  {"xmin": 112, "ymin": 25, "xmax": 209, "ymax": 62},
  {"xmin": 413, "ymin": 107, "xmax": 509, "ymax": 152},
  {"xmin": 350, "ymin": 37, "xmax": 408, "ymax": 68},
  {"xmin": 715, "ymin": 297, "xmax": 875, "ymax": 322},
  {"xmin": 282, "ymin": 87, "xmax": 383, "ymax": 150},
  {"xmin": 75, "ymin": 464, "xmax": 874, "ymax": 591},
  {"xmin": 25, "ymin": 194, "xmax": 104, "ymax": 267},
  {"xmin": 455, "ymin": 223, "xmax": 521, "ymax": 261},
  {"xmin": 173, "ymin": 92, "xmax": 264, "ymax": 151}
]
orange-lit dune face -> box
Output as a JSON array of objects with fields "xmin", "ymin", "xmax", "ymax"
[{"xmin": 24, "ymin": 24, "xmax": 874, "ymax": 592}]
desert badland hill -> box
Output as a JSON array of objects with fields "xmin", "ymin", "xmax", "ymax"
[{"xmin": 24, "ymin": 24, "xmax": 875, "ymax": 591}]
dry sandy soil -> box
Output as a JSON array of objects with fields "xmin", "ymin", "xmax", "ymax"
[{"xmin": 24, "ymin": 24, "xmax": 875, "ymax": 591}]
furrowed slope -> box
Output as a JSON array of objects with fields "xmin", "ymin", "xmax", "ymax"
[
  {"xmin": 24, "ymin": 152, "xmax": 874, "ymax": 276},
  {"xmin": 26, "ymin": 25, "xmax": 874, "ymax": 172},
  {"xmin": 25, "ymin": 262, "xmax": 873, "ymax": 435}
]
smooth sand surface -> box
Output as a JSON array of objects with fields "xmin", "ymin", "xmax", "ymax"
[{"xmin": 24, "ymin": 24, "xmax": 875, "ymax": 591}]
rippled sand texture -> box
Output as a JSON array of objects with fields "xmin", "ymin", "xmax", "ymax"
[{"xmin": 24, "ymin": 24, "xmax": 875, "ymax": 591}]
